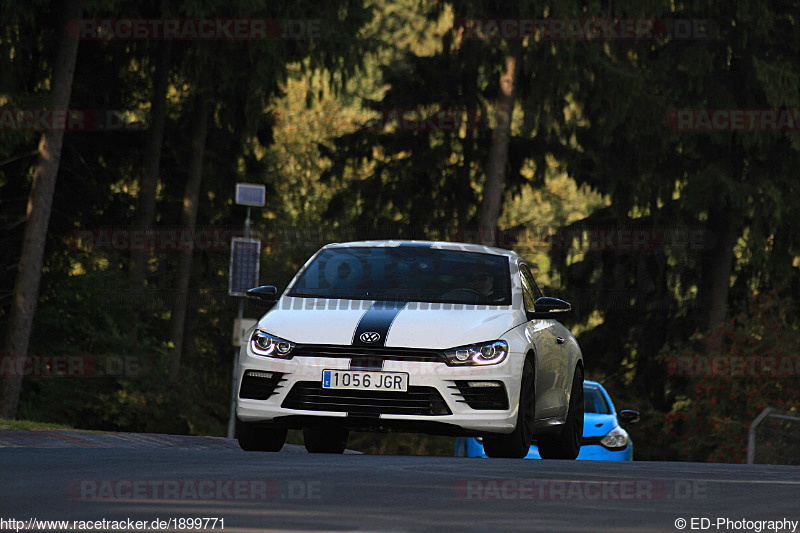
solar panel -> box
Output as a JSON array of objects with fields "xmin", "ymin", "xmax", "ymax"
[
  {"xmin": 235, "ymin": 183, "xmax": 266, "ymax": 207},
  {"xmin": 229, "ymin": 238, "xmax": 261, "ymax": 296}
]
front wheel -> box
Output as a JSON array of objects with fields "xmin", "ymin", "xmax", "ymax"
[
  {"xmin": 236, "ymin": 419, "xmax": 287, "ymax": 452},
  {"xmin": 537, "ymin": 365, "xmax": 583, "ymax": 459},
  {"xmin": 484, "ymin": 358, "xmax": 535, "ymax": 458}
]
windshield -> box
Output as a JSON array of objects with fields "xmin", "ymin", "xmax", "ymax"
[
  {"xmin": 584, "ymin": 386, "xmax": 612, "ymax": 414},
  {"xmin": 287, "ymin": 246, "xmax": 512, "ymax": 305}
]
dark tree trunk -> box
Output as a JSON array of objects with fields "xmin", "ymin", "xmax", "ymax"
[
  {"xmin": 697, "ymin": 203, "xmax": 735, "ymax": 333},
  {"xmin": 769, "ymin": 223, "xmax": 793, "ymax": 296},
  {"xmin": 456, "ymin": 44, "xmax": 479, "ymax": 229},
  {"xmin": 0, "ymin": 0, "xmax": 83, "ymax": 419},
  {"xmin": 478, "ymin": 40, "xmax": 521, "ymax": 245},
  {"xmin": 168, "ymin": 99, "xmax": 209, "ymax": 381},
  {"xmin": 129, "ymin": 41, "xmax": 172, "ymax": 299}
]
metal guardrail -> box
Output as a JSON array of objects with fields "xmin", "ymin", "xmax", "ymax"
[{"xmin": 747, "ymin": 407, "xmax": 800, "ymax": 464}]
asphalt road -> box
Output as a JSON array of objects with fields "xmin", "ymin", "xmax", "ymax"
[{"xmin": 1, "ymin": 431, "xmax": 799, "ymax": 532}]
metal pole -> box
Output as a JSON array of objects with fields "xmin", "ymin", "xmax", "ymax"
[
  {"xmin": 747, "ymin": 407, "xmax": 773, "ymax": 464},
  {"xmin": 227, "ymin": 343, "xmax": 239, "ymax": 439},
  {"xmin": 227, "ymin": 207, "xmax": 253, "ymax": 439}
]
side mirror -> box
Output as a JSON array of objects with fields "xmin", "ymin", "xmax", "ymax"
[
  {"xmin": 618, "ymin": 410, "xmax": 640, "ymax": 425},
  {"xmin": 246, "ymin": 285, "xmax": 278, "ymax": 302},
  {"xmin": 529, "ymin": 297, "xmax": 572, "ymax": 319}
]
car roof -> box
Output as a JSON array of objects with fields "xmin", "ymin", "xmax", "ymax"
[{"xmin": 322, "ymin": 240, "xmax": 522, "ymax": 260}]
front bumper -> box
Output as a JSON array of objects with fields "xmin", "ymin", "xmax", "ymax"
[{"xmin": 235, "ymin": 348, "xmax": 522, "ymax": 435}]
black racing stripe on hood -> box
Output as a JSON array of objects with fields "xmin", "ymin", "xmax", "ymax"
[{"xmin": 352, "ymin": 301, "xmax": 407, "ymax": 347}]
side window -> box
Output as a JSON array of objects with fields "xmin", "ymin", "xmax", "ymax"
[{"xmin": 518, "ymin": 265, "xmax": 536, "ymax": 313}]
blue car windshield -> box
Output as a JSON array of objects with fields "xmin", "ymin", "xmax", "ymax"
[
  {"xmin": 584, "ymin": 386, "xmax": 611, "ymax": 414},
  {"xmin": 288, "ymin": 246, "xmax": 512, "ymax": 305}
]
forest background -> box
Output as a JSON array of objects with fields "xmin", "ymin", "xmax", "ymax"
[{"xmin": 1, "ymin": 0, "xmax": 798, "ymax": 462}]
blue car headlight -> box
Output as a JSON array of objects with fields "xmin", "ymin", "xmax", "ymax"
[
  {"xmin": 444, "ymin": 340, "xmax": 508, "ymax": 366},
  {"xmin": 600, "ymin": 426, "xmax": 629, "ymax": 450},
  {"xmin": 250, "ymin": 330, "xmax": 295, "ymax": 358}
]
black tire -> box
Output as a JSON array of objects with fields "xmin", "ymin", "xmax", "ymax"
[
  {"xmin": 303, "ymin": 426, "xmax": 349, "ymax": 454},
  {"xmin": 538, "ymin": 365, "xmax": 583, "ymax": 460},
  {"xmin": 236, "ymin": 419, "xmax": 287, "ymax": 452},
  {"xmin": 484, "ymin": 358, "xmax": 535, "ymax": 458}
]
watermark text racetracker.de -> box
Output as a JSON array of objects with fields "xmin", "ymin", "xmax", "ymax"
[
  {"xmin": 665, "ymin": 109, "xmax": 800, "ymax": 131},
  {"xmin": 666, "ymin": 355, "xmax": 800, "ymax": 378},
  {"xmin": 458, "ymin": 18, "xmax": 717, "ymax": 40},
  {"xmin": 0, "ymin": 355, "xmax": 146, "ymax": 378},
  {"xmin": 674, "ymin": 517, "xmax": 798, "ymax": 532},
  {"xmin": 454, "ymin": 478, "xmax": 706, "ymax": 501},
  {"xmin": 65, "ymin": 226, "xmax": 245, "ymax": 252},
  {"xmin": 68, "ymin": 478, "xmax": 321, "ymax": 501},
  {"xmin": 69, "ymin": 18, "xmax": 323, "ymax": 40},
  {"xmin": 0, "ymin": 109, "xmax": 147, "ymax": 131},
  {"xmin": 64, "ymin": 224, "xmax": 711, "ymax": 253}
]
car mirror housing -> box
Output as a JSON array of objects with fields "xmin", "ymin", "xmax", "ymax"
[
  {"xmin": 529, "ymin": 297, "xmax": 572, "ymax": 319},
  {"xmin": 618, "ymin": 410, "xmax": 640, "ymax": 425},
  {"xmin": 246, "ymin": 285, "xmax": 278, "ymax": 302}
]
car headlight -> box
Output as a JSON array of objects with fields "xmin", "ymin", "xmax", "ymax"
[
  {"xmin": 250, "ymin": 330, "xmax": 295, "ymax": 358},
  {"xmin": 600, "ymin": 426, "xmax": 629, "ymax": 450},
  {"xmin": 444, "ymin": 340, "xmax": 508, "ymax": 366}
]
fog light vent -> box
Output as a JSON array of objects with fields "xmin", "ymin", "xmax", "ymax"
[
  {"xmin": 239, "ymin": 370, "xmax": 284, "ymax": 400},
  {"xmin": 450, "ymin": 380, "xmax": 508, "ymax": 409}
]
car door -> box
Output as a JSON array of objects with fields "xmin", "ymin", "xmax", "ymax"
[{"xmin": 518, "ymin": 262, "xmax": 571, "ymax": 421}]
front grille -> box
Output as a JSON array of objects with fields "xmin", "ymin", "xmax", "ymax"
[
  {"xmin": 292, "ymin": 345, "xmax": 446, "ymax": 365},
  {"xmin": 449, "ymin": 380, "xmax": 509, "ymax": 410},
  {"xmin": 239, "ymin": 371, "xmax": 285, "ymax": 400},
  {"xmin": 281, "ymin": 381, "xmax": 451, "ymax": 416}
]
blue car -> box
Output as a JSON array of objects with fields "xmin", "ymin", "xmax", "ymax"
[{"xmin": 455, "ymin": 380, "xmax": 639, "ymax": 460}]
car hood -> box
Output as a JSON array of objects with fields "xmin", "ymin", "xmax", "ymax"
[
  {"xmin": 582, "ymin": 412, "xmax": 618, "ymax": 438},
  {"xmin": 258, "ymin": 296, "xmax": 524, "ymax": 349}
]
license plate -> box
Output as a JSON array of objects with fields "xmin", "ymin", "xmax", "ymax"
[{"xmin": 322, "ymin": 369, "xmax": 408, "ymax": 392}]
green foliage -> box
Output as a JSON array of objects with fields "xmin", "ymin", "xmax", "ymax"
[
  {"xmin": 0, "ymin": 417, "xmax": 75, "ymax": 430},
  {"xmin": 13, "ymin": 252, "xmax": 222, "ymax": 435},
  {"xmin": 1, "ymin": 0, "xmax": 371, "ymax": 435},
  {"xmin": 652, "ymin": 292, "xmax": 799, "ymax": 463},
  {"xmin": 3, "ymin": 0, "xmax": 800, "ymax": 464}
]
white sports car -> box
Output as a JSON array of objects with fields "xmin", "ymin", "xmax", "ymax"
[{"xmin": 235, "ymin": 240, "xmax": 584, "ymax": 458}]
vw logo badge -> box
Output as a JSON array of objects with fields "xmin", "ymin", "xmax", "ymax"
[{"xmin": 360, "ymin": 331, "xmax": 381, "ymax": 343}]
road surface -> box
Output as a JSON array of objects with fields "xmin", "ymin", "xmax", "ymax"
[{"xmin": 1, "ymin": 430, "xmax": 798, "ymax": 532}]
